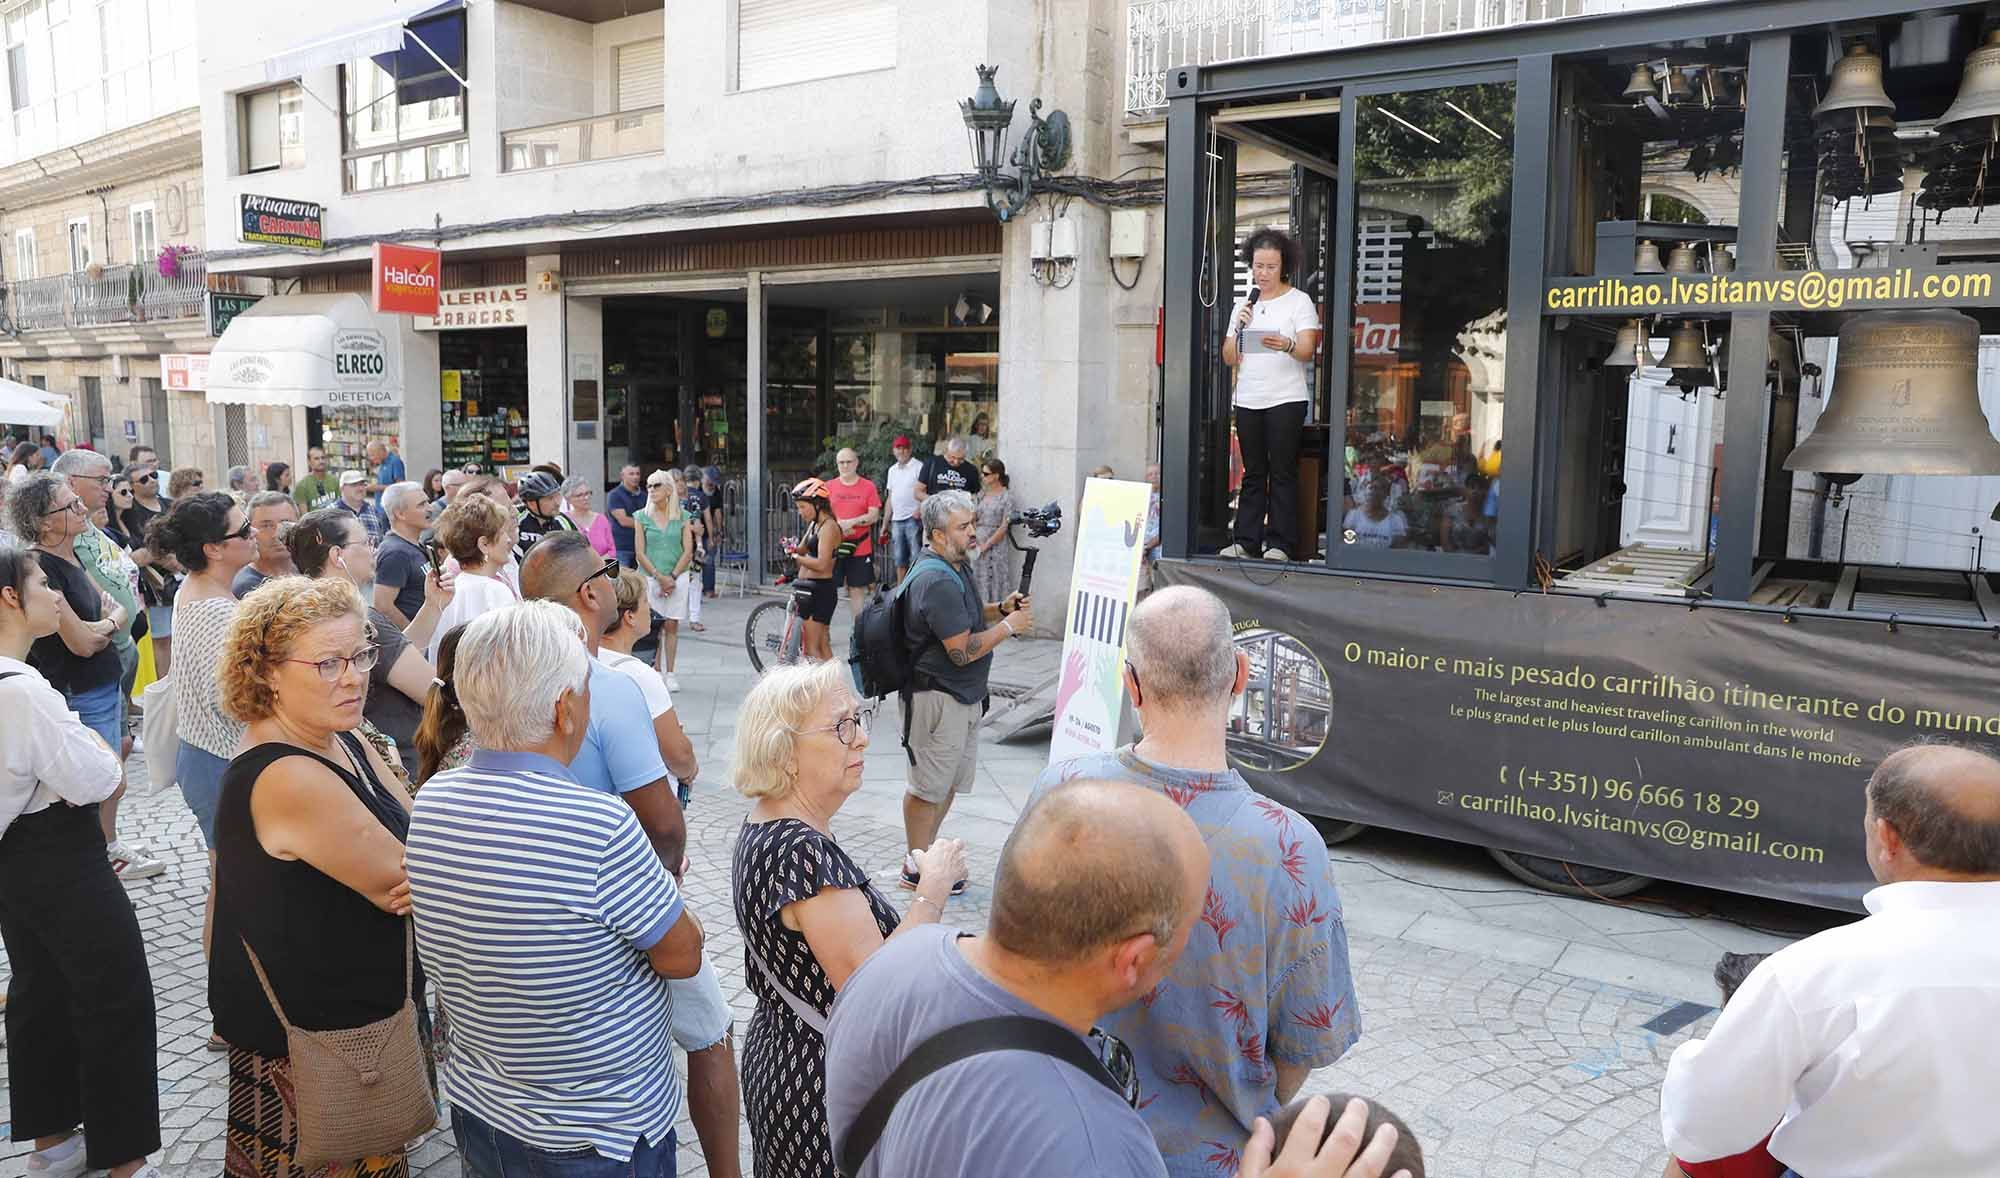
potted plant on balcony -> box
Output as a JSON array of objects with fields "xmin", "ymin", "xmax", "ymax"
[{"xmin": 156, "ymin": 243, "xmax": 197, "ymax": 279}]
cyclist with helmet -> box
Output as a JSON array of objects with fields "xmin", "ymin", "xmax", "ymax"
[
  {"xmin": 788, "ymin": 477, "xmax": 844, "ymax": 661},
  {"xmin": 514, "ymin": 470, "xmax": 575, "ymax": 562}
]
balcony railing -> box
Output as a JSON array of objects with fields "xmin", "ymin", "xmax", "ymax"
[
  {"xmin": 2, "ymin": 254, "xmax": 208, "ymax": 333},
  {"xmin": 501, "ymin": 106, "xmax": 664, "ymax": 173},
  {"xmin": 1125, "ymin": 0, "xmax": 1692, "ymax": 116}
]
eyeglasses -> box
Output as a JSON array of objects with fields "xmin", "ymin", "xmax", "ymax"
[
  {"xmin": 576, "ymin": 557, "xmax": 619, "ymax": 594},
  {"xmin": 134, "ymin": 472, "xmax": 156, "ymax": 484},
  {"xmin": 69, "ymin": 473, "xmax": 110, "ymax": 485},
  {"xmin": 1089, "ymin": 1028, "xmax": 1141, "ymax": 1108},
  {"xmin": 112, "ymin": 486, "xmax": 133, "ymax": 496},
  {"xmin": 284, "ymin": 645, "xmax": 381, "ymax": 682},
  {"xmin": 42, "ymin": 498, "xmax": 86, "ymax": 517},
  {"xmin": 801, "ymin": 707, "xmax": 874, "ymax": 748},
  {"xmin": 222, "ymin": 520, "xmax": 255, "ymax": 542}
]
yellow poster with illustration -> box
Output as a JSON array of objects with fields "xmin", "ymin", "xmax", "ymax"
[{"xmin": 1048, "ymin": 478, "xmax": 1152, "ymax": 766}]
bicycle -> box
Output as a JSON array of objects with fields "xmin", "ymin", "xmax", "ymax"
[{"xmin": 744, "ymin": 580, "xmax": 813, "ymax": 673}]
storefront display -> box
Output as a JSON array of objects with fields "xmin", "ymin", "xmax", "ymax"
[
  {"xmin": 322, "ymin": 406, "xmax": 400, "ymax": 475},
  {"xmin": 1161, "ymin": 0, "xmax": 2000, "ymax": 911},
  {"xmin": 438, "ymin": 328, "xmax": 528, "ymax": 473}
]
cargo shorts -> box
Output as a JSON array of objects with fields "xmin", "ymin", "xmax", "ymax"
[{"xmin": 905, "ymin": 689, "xmax": 981, "ymax": 803}]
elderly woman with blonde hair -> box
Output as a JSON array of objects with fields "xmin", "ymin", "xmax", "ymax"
[
  {"xmin": 729, "ymin": 659, "xmax": 965, "ymax": 1177},
  {"xmin": 207, "ymin": 576, "xmax": 424, "ymax": 1178}
]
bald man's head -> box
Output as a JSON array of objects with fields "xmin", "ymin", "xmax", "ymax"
[
  {"xmin": 1866, "ymin": 742, "xmax": 2000, "ymax": 879},
  {"xmin": 1128, "ymin": 586, "xmax": 1239, "ymax": 708},
  {"xmin": 991, "ymin": 780, "xmax": 1208, "ymax": 968},
  {"xmin": 521, "ymin": 531, "xmax": 603, "ymax": 606}
]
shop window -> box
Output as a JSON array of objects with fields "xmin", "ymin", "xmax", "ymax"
[
  {"xmin": 239, "ymin": 82, "xmax": 304, "ymax": 174},
  {"xmin": 1341, "ymin": 81, "xmax": 1514, "ymax": 559},
  {"xmin": 341, "ymin": 4, "xmax": 467, "ymax": 193}
]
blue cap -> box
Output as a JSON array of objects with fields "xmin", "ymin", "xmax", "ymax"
[{"xmin": 702, "ymin": 466, "xmax": 721, "ymax": 483}]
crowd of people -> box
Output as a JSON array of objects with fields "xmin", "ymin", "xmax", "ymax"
[{"xmin": 3, "ymin": 428, "xmax": 1998, "ymax": 1178}]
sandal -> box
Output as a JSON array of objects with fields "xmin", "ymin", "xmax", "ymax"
[
  {"xmin": 206, "ymin": 1031, "xmax": 229, "ymax": 1053},
  {"xmin": 689, "ymin": 622, "xmax": 706, "ymax": 632}
]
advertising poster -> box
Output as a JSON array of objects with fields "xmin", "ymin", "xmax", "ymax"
[
  {"xmin": 1159, "ymin": 562, "xmax": 2000, "ymax": 911},
  {"xmin": 1047, "ymin": 478, "xmax": 1151, "ymax": 765}
]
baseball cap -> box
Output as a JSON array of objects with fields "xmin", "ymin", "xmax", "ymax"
[
  {"xmin": 339, "ymin": 470, "xmax": 367, "ymax": 486},
  {"xmin": 702, "ymin": 465, "xmax": 722, "ymax": 483},
  {"xmin": 893, "ymin": 435, "xmax": 912, "ymax": 448}
]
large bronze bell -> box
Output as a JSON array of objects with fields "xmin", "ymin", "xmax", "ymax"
[
  {"xmin": 1662, "ymin": 67, "xmax": 1692, "ymax": 104},
  {"xmin": 1813, "ymin": 44, "xmax": 1895, "ymax": 120},
  {"xmin": 1664, "ymin": 244, "xmax": 1701, "ymax": 274},
  {"xmin": 1710, "ymin": 246, "xmax": 1736, "ymax": 274},
  {"xmin": 1607, "ymin": 319, "xmax": 1653, "ymax": 369},
  {"xmin": 1622, "ymin": 63, "xmax": 1655, "ymax": 100},
  {"xmin": 1659, "ymin": 322, "xmax": 1709, "ymax": 369},
  {"xmin": 1783, "ymin": 310, "xmax": 2000, "ymax": 476},
  {"xmin": 1633, "ymin": 240, "xmax": 1665, "ymax": 273},
  {"xmin": 1938, "ymin": 29, "xmax": 2000, "ymax": 136}
]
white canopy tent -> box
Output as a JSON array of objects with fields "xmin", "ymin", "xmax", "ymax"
[
  {"xmin": 205, "ymin": 293, "xmax": 404, "ymax": 409},
  {"xmin": 0, "ymin": 379, "xmax": 65, "ymax": 428}
]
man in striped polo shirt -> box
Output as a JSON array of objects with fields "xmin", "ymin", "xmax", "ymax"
[{"xmin": 406, "ymin": 603, "xmax": 705, "ymax": 1178}]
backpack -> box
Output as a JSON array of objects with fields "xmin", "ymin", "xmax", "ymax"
[{"xmin": 849, "ymin": 555, "xmax": 968, "ymax": 764}]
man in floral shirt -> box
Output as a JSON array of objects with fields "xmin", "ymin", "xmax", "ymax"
[{"xmin": 1034, "ymin": 585, "xmax": 1360, "ymax": 1176}]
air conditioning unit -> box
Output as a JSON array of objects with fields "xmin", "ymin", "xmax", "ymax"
[{"xmin": 110, "ymin": 355, "xmax": 129, "ymax": 382}]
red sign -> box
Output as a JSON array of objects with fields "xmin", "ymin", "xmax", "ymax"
[
  {"xmin": 1352, "ymin": 303, "xmax": 1404, "ymax": 359},
  {"xmin": 160, "ymin": 353, "xmax": 210, "ymax": 391},
  {"xmin": 372, "ymin": 242, "xmax": 442, "ymax": 316}
]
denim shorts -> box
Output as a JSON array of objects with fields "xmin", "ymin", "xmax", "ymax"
[
  {"xmin": 890, "ymin": 518, "xmax": 921, "ymax": 569},
  {"xmin": 666, "ymin": 954, "xmax": 732, "ymax": 1053},
  {"xmin": 146, "ymin": 603, "xmax": 174, "ymax": 639},
  {"xmin": 451, "ymin": 1107, "xmax": 676, "ymax": 1178},
  {"xmin": 68, "ymin": 679, "xmax": 125, "ymax": 751},
  {"xmin": 175, "ymin": 742, "xmax": 230, "ymax": 849}
]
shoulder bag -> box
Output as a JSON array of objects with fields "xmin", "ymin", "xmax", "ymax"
[{"xmin": 239, "ymin": 921, "xmax": 435, "ymax": 1169}]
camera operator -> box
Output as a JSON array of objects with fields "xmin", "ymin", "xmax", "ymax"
[{"xmin": 897, "ymin": 491, "xmax": 1033, "ymax": 895}]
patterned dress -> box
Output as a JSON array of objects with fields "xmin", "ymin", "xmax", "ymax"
[
  {"xmin": 972, "ymin": 487, "xmax": 1018, "ymax": 604},
  {"xmin": 733, "ymin": 818, "xmax": 900, "ymax": 1178}
]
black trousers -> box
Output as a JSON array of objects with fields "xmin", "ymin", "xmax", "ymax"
[
  {"xmin": 0, "ymin": 803, "xmax": 160, "ymax": 1168},
  {"xmin": 1234, "ymin": 400, "xmax": 1308, "ymax": 554}
]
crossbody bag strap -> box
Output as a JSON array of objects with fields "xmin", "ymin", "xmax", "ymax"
[
  {"xmin": 745, "ymin": 940, "xmax": 829, "ymax": 1035},
  {"xmin": 836, "ymin": 1015, "xmax": 1120, "ymax": 1177},
  {"xmin": 241, "ymin": 917, "xmax": 415, "ymax": 1033}
]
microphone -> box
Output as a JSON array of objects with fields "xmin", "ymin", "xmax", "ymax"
[{"xmin": 1237, "ymin": 286, "xmax": 1260, "ymax": 353}]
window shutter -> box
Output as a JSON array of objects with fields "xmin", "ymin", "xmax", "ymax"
[
  {"xmin": 244, "ymin": 88, "xmax": 280, "ymax": 172},
  {"xmin": 735, "ymin": 0, "xmax": 895, "ymax": 92},
  {"xmin": 615, "ymin": 38, "xmax": 663, "ymax": 110}
]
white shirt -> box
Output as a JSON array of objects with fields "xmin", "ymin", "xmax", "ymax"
[
  {"xmin": 0, "ymin": 656, "xmax": 121, "ymax": 833},
  {"xmin": 429, "ymin": 571, "xmax": 518, "ymax": 663},
  {"xmin": 1230, "ymin": 286, "xmax": 1319, "ymax": 411},
  {"xmin": 1661, "ymin": 879, "xmax": 2000, "ymax": 1177},
  {"xmin": 598, "ymin": 649, "xmax": 673, "ymax": 720},
  {"xmin": 885, "ymin": 458, "xmax": 922, "ymax": 522},
  {"xmin": 1342, "ymin": 507, "xmax": 1408, "ymax": 549}
]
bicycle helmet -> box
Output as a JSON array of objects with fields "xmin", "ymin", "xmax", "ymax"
[
  {"xmin": 791, "ymin": 477, "xmax": 830, "ymax": 502},
  {"xmin": 518, "ymin": 471, "xmax": 562, "ymax": 502}
]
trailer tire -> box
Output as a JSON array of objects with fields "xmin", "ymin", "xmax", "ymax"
[
  {"xmin": 1486, "ymin": 848, "xmax": 1653, "ymax": 899},
  {"xmin": 1307, "ymin": 815, "xmax": 1368, "ymax": 846}
]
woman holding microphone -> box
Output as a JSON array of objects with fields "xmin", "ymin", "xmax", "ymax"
[{"xmin": 1219, "ymin": 228, "xmax": 1322, "ymax": 562}]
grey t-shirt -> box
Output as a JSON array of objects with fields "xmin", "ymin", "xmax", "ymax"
[
  {"xmin": 824, "ymin": 924, "xmax": 1166, "ymax": 1178},
  {"xmin": 903, "ymin": 557, "xmax": 989, "ymax": 705},
  {"xmin": 231, "ymin": 564, "xmax": 272, "ymax": 600}
]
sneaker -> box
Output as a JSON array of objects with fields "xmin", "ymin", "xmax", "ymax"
[
  {"xmin": 898, "ymin": 851, "xmax": 968, "ymax": 896},
  {"xmin": 666, "ymin": 673, "xmax": 682, "ymax": 691},
  {"xmin": 1217, "ymin": 543, "xmax": 1249, "ymax": 558},
  {"xmin": 1263, "ymin": 546, "xmax": 1291, "ymax": 561},
  {"xmin": 130, "ymin": 734, "xmax": 145, "ymax": 755},
  {"xmin": 26, "ymin": 1135, "xmax": 85, "ymax": 1178},
  {"xmin": 109, "ymin": 841, "xmax": 167, "ymax": 881}
]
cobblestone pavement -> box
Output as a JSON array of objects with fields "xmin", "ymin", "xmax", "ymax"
[{"xmin": 0, "ymin": 591, "xmax": 1850, "ymax": 1178}]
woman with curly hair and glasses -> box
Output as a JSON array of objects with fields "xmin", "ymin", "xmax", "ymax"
[
  {"xmin": 210, "ymin": 576, "xmax": 420, "ymax": 1178},
  {"xmin": 1219, "ymin": 227, "xmax": 1322, "ymax": 563}
]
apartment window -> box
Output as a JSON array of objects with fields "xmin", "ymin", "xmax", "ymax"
[
  {"xmin": 733, "ymin": 0, "xmax": 895, "ymax": 92},
  {"xmin": 66, "ymin": 216, "xmax": 91, "ymax": 271},
  {"xmin": 13, "ymin": 228, "xmax": 33, "ymax": 280},
  {"xmin": 341, "ymin": 5, "xmax": 467, "ymax": 193},
  {"xmin": 615, "ymin": 38, "xmax": 663, "ymax": 111},
  {"xmin": 239, "ymin": 82, "xmax": 304, "ymax": 174},
  {"xmin": 6, "ymin": 42, "xmax": 26, "ymax": 112},
  {"xmin": 129, "ymin": 203, "xmax": 156, "ymax": 265}
]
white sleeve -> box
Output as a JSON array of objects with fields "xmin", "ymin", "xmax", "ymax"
[
  {"xmin": 1660, "ymin": 964, "xmax": 1812, "ymax": 1162},
  {"xmin": 20, "ymin": 683, "xmax": 121, "ymax": 807},
  {"xmin": 1291, "ymin": 291, "xmax": 1322, "ymax": 336}
]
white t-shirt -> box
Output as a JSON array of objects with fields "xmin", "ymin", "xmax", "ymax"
[
  {"xmin": 1342, "ymin": 507, "xmax": 1408, "ymax": 549},
  {"xmin": 598, "ymin": 648, "xmax": 674, "ymax": 719},
  {"xmin": 1230, "ymin": 286, "xmax": 1319, "ymax": 411},
  {"xmin": 885, "ymin": 459, "xmax": 923, "ymax": 522},
  {"xmin": 429, "ymin": 571, "xmax": 518, "ymax": 663}
]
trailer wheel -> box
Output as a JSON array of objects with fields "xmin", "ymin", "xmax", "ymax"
[
  {"xmin": 1486, "ymin": 848, "xmax": 1653, "ymax": 899},
  {"xmin": 1307, "ymin": 815, "xmax": 1368, "ymax": 846}
]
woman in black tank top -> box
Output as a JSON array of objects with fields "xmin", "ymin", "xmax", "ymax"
[{"xmin": 205, "ymin": 577, "xmax": 421, "ymax": 1178}]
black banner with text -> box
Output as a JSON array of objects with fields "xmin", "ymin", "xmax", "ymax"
[{"xmin": 1159, "ymin": 563, "xmax": 2000, "ymax": 910}]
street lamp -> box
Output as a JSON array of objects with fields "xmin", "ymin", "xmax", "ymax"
[{"xmin": 959, "ymin": 64, "xmax": 1071, "ymax": 222}]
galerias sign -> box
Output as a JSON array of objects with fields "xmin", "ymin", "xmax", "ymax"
[{"xmin": 372, "ymin": 242, "xmax": 442, "ymax": 316}]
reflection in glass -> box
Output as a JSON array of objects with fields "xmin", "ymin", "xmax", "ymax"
[
  {"xmin": 1345, "ymin": 83, "xmax": 1514, "ymax": 556},
  {"xmin": 1227, "ymin": 629, "xmax": 1330, "ymax": 772}
]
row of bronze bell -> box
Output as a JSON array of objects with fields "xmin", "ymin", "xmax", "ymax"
[
  {"xmin": 1606, "ymin": 319, "xmax": 1710, "ymax": 371},
  {"xmin": 1633, "ymin": 241, "xmax": 1735, "ymax": 275},
  {"xmin": 1784, "ymin": 310, "xmax": 2000, "ymax": 476},
  {"xmin": 1814, "ymin": 32, "xmax": 2000, "ymax": 138},
  {"xmin": 1621, "ymin": 62, "xmax": 1743, "ymax": 108}
]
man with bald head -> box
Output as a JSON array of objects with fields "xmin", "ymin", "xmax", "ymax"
[
  {"xmin": 826, "ymin": 780, "xmax": 1404, "ymax": 1178},
  {"xmin": 826, "ymin": 446, "xmax": 882, "ymax": 622},
  {"xmin": 1035, "ymin": 585, "xmax": 1360, "ymax": 1175},
  {"xmin": 519, "ymin": 532, "xmax": 740, "ymax": 1178},
  {"xmin": 1662, "ymin": 741, "xmax": 2000, "ymax": 1178}
]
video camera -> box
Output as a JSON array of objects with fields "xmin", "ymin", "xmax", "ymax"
[{"xmin": 1010, "ymin": 501, "xmax": 1063, "ymax": 539}]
